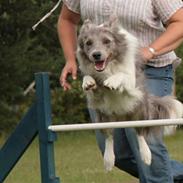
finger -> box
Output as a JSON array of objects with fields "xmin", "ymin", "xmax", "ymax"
[
  {"xmin": 63, "ymin": 82, "xmax": 71, "ymax": 91},
  {"xmin": 61, "ymin": 70, "xmax": 68, "ymax": 84},
  {"xmin": 61, "ymin": 80, "xmax": 70, "ymax": 89},
  {"xmin": 60, "ymin": 69, "xmax": 69, "ymax": 86},
  {"xmin": 72, "ymin": 69, "xmax": 77, "ymax": 80},
  {"xmin": 59, "ymin": 75, "xmax": 63, "ymax": 86}
]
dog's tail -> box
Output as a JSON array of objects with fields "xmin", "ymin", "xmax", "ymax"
[
  {"xmin": 153, "ymin": 96, "xmax": 183, "ymax": 135},
  {"xmin": 164, "ymin": 97, "xmax": 183, "ymax": 135},
  {"xmin": 170, "ymin": 98, "xmax": 183, "ymax": 118}
]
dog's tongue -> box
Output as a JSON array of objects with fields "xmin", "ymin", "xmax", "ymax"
[{"xmin": 94, "ymin": 61, "xmax": 105, "ymax": 71}]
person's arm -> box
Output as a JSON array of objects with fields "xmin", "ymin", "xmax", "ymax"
[
  {"xmin": 142, "ymin": 8, "xmax": 183, "ymax": 61},
  {"xmin": 57, "ymin": 4, "xmax": 80, "ymax": 90}
]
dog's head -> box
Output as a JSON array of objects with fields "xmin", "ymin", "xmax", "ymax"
[{"xmin": 77, "ymin": 18, "xmax": 128, "ymax": 72}]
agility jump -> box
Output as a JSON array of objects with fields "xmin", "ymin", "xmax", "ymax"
[{"xmin": 0, "ymin": 72, "xmax": 183, "ymax": 183}]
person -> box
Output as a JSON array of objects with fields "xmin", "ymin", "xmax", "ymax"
[{"xmin": 57, "ymin": 1, "xmax": 183, "ymax": 183}]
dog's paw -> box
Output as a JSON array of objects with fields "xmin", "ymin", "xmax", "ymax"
[
  {"xmin": 104, "ymin": 148, "xmax": 115, "ymax": 171},
  {"xmin": 140, "ymin": 147, "xmax": 152, "ymax": 165},
  {"xmin": 103, "ymin": 76, "xmax": 123, "ymax": 92},
  {"xmin": 82, "ymin": 76, "xmax": 97, "ymax": 91}
]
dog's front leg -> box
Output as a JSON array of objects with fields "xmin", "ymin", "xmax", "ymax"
[
  {"xmin": 82, "ymin": 75, "xmax": 97, "ymax": 91},
  {"xmin": 102, "ymin": 129, "xmax": 115, "ymax": 171},
  {"xmin": 103, "ymin": 73, "xmax": 135, "ymax": 93}
]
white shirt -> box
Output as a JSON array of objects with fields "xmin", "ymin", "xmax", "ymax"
[{"xmin": 63, "ymin": 0, "xmax": 183, "ymax": 67}]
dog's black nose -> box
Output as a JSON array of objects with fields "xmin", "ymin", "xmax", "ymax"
[{"xmin": 92, "ymin": 51, "xmax": 101, "ymax": 60}]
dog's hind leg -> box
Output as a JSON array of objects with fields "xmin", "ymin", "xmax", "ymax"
[
  {"xmin": 103, "ymin": 129, "xmax": 115, "ymax": 171},
  {"xmin": 137, "ymin": 135, "xmax": 152, "ymax": 165}
]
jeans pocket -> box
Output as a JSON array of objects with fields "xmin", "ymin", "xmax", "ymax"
[{"xmin": 144, "ymin": 65, "xmax": 174, "ymax": 96}]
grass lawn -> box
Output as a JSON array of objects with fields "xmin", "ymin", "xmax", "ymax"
[{"xmin": 0, "ymin": 129, "xmax": 183, "ymax": 183}]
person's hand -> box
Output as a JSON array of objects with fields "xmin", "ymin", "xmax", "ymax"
[
  {"xmin": 60, "ymin": 61, "xmax": 77, "ymax": 91},
  {"xmin": 141, "ymin": 47, "xmax": 154, "ymax": 63}
]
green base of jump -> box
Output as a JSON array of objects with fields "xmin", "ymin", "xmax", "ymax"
[{"xmin": 0, "ymin": 73, "xmax": 60, "ymax": 183}]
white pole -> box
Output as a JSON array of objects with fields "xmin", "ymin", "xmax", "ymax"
[{"xmin": 48, "ymin": 118, "xmax": 183, "ymax": 132}]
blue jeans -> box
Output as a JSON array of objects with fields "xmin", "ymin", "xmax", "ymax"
[{"xmin": 89, "ymin": 64, "xmax": 183, "ymax": 183}]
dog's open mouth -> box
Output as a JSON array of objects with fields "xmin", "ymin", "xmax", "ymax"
[
  {"xmin": 94, "ymin": 60, "xmax": 107, "ymax": 72},
  {"xmin": 94, "ymin": 54, "xmax": 112, "ymax": 72}
]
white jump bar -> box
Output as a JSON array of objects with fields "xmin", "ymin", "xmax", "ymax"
[{"xmin": 48, "ymin": 118, "xmax": 183, "ymax": 132}]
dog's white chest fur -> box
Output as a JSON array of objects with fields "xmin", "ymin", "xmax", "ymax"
[{"xmin": 85, "ymin": 76, "xmax": 143, "ymax": 116}]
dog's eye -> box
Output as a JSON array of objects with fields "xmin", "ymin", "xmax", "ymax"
[
  {"xmin": 86, "ymin": 40, "xmax": 93, "ymax": 46},
  {"xmin": 102, "ymin": 38, "xmax": 111, "ymax": 44}
]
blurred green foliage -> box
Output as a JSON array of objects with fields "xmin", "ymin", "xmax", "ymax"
[
  {"xmin": 0, "ymin": 0, "xmax": 88, "ymax": 133},
  {"xmin": 175, "ymin": 47, "xmax": 183, "ymax": 101},
  {"xmin": 0, "ymin": 0, "xmax": 183, "ymax": 133}
]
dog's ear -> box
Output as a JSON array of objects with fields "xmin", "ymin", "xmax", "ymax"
[
  {"xmin": 78, "ymin": 19, "xmax": 93, "ymax": 49},
  {"xmin": 80, "ymin": 19, "xmax": 93, "ymax": 32},
  {"xmin": 103, "ymin": 15, "xmax": 119, "ymax": 31},
  {"xmin": 103, "ymin": 14, "xmax": 119, "ymax": 28},
  {"xmin": 83, "ymin": 19, "xmax": 92, "ymax": 26},
  {"xmin": 78, "ymin": 36, "xmax": 84, "ymax": 49}
]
